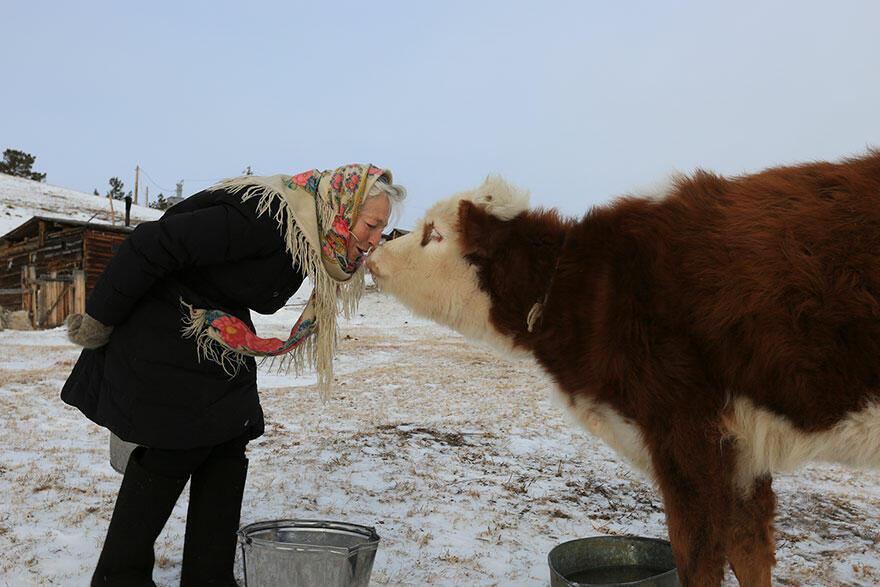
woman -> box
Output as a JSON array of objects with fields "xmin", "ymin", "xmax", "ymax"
[{"xmin": 62, "ymin": 163, "xmax": 406, "ymax": 586}]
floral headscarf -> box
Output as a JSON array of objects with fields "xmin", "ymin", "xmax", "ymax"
[{"xmin": 182, "ymin": 163, "xmax": 392, "ymax": 396}]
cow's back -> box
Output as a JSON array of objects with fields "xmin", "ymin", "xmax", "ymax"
[{"xmin": 651, "ymin": 151, "xmax": 880, "ymax": 430}]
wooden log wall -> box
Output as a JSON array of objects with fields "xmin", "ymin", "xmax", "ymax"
[
  {"xmin": 0, "ymin": 222, "xmax": 84, "ymax": 310},
  {"xmin": 83, "ymin": 229, "xmax": 128, "ymax": 293},
  {"xmin": 1, "ymin": 241, "xmax": 34, "ymax": 309}
]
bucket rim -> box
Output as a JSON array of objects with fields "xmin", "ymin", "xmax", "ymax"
[
  {"xmin": 238, "ymin": 519, "xmax": 380, "ymax": 555},
  {"xmin": 547, "ymin": 535, "xmax": 677, "ymax": 586}
]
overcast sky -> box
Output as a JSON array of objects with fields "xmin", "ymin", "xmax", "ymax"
[{"xmin": 3, "ymin": 0, "xmax": 879, "ymax": 227}]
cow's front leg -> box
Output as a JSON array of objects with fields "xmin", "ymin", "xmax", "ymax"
[
  {"xmin": 725, "ymin": 475, "xmax": 776, "ymax": 587},
  {"xmin": 648, "ymin": 427, "xmax": 734, "ymax": 586}
]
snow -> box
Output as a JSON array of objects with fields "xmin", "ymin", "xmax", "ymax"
[
  {"xmin": 1, "ymin": 177, "xmax": 879, "ymax": 585},
  {"xmin": 0, "ymin": 173, "xmax": 162, "ymax": 236},
  {"xmin": 2, "ymin": 292, "xmax": 880, "ymax": 586}
]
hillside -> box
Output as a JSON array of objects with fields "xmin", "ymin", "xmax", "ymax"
[{"xmin": 0, "ymin": 173, "xmax": 163, "ymax": 236}]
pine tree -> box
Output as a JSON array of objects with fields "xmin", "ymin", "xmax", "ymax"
[
  {"xmin": 0, "ymin": 149, "xmax": 46, "ymax": 181},
  {"xmin": 149, "ymin": 193, "xmax": 171, "ymax": 210},
  {"xmin": 107, "ymin": 177, "xmax": 125, "ymax": 200}
]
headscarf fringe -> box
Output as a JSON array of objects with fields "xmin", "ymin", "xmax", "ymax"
[
  {"xmin": 191, "ymin": 176, "xmax": 346, "ymax": 400},
  {"xmin": 180, "ymin": 300, "xmax": 246, "ymax": 377},
  {"xmin": 193, "ymin": 168, "xmax": 385, "ymax": 400},
  {"xmin": 206, "ymin": 178, "xmax": 337, "ymax": 397},
  {"xmin": 257, "ymin": 334, "xmax": 318, "ymax": 374},
  {"xmin": 182, "ymin": 297, "xmax": 328, "ymax": 384}
]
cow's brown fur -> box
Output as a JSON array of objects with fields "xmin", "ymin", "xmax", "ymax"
[{"xmin": 370, "ymin": 151, "xmax": 880, "ymax": 585}]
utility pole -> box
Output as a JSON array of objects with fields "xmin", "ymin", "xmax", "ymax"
[
  {"xmin": 134, "ymin": 165, "xmax": 140, "ymax": 205},
  {"xmin": 145, "ymin": 186, "xmax": 149, "ymax": 208}
]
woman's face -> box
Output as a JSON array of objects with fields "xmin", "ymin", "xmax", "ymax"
[{"xmin": 347, "ymin": 193, "xmax": 391, "ymax": 264}]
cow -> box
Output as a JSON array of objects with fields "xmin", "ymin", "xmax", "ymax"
[{"xmin": 365, "ymin": 151, "xmax": 880, "ymax": 586}]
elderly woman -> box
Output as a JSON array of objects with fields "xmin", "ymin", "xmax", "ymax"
[{"xmin": 62, "ymin": 164, "xmax": 405, "ymax": 586}]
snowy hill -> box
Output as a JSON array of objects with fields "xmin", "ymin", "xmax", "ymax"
[{"xmin": 0, "ymin": 173, "xmax": 163, "ymax": 236}]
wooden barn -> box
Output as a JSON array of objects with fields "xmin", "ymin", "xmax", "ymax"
[{"xmin": 0, "ymin": 217, "xmax": 134, "ymax": 328}]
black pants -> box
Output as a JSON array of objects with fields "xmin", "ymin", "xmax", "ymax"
[
  {"xmin": 137, "ymin": 433, "xmax": 249, "ymax": 479},
  {"xmin": 93, "ymin": 432, "xmax": 250, "ymax": 586}
]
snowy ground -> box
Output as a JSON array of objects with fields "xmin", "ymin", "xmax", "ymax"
[
  {"xmin": 0, "ymin": 173, "xmax": 162, "ymax": 236},
  {"xmin": 1, "ymin": 290, "xmax": 880, "ymax": 586}
]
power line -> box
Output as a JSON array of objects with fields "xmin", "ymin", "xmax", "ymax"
[
  {"xmin": 137, "ymin": 166, "xmax": 175, "ymax": 193},
  {"xmin": 127, "ymin": 166, "xmax": 257, "ymax": 196}
]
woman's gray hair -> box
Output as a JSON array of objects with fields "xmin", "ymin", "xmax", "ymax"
[{"xmin": 367, "ymin": 177, "xmax": 407, "ymax": 226}]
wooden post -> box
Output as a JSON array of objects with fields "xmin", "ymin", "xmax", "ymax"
[
  {"xmin": 50, "ymin": 272, "xmax": 58, "ymax": 326},
  {"xmin": 73, "ymin": 270, "xmax": 86, "ymax": 315},
  {"xmin": 108, "ymin": 193, "xmax": 116, "ymax": 226},
  {"xmin": 35, "ymin": 269, "xmax": 46, "ymax": 328},
  {"xmin": 20, "ymin": 265, "xmax": 28, "ymax": 313},
  {"xmin": 40, "ymin": 272, "xmax": 51, "ymax": 327},
  {"xmin": 23, "ymin": 265, "xmax": 37, "ymax": 327}
]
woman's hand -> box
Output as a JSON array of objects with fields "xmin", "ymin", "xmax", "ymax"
[{"xmin": 66, "ymin": 313, "xmax": 114, "ymax": 348}]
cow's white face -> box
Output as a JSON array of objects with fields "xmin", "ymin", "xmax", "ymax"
[{"xmin": 366, "ymin": 177, "xmax": 530, "ymax": 352}]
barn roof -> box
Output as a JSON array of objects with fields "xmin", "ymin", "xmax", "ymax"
[{"xmin": 0, "ymin": 215, "xmax": 135, "ymax": 245}]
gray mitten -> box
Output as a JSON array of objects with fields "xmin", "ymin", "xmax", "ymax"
[{"xmin": 66, "ymin": 313, "xmax": 114, "ymax": 349}]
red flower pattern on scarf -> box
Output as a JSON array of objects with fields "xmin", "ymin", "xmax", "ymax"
[
  {"xmin": 331, "ymin": 173, "xmax": 343, "ymax": 191},
  {"xmin": 291, "ymin": 170, "xmax": 314, "ymax": 187},
  {"xmin": 243, "ymin": 331, "xmax": 284, "ymax": 353},
  {"xmin": 212, "ymin": 315, "xmax": 248, "ymax": 348},
  {"xmin": 332, "ymin": 214, "xmax": 350, "ymax": 237},
  {"xmin": 212, "ymin": 315, "xmax": 285, "ymax": 353},
  {"xmin": 344, "ymin": 173, "xmax": 361, "ymax": 192}
]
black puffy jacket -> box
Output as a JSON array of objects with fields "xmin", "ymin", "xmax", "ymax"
[{"xmin": 61, "ymin": 188, "xmax": 305, "ymax": 449}]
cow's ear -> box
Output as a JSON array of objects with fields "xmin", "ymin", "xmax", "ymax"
[{"xmin": 458, "ymin": 199, "xmax": 503, "ymax": 256}]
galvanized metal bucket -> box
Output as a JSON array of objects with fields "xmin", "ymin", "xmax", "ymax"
[
  {"xmin": 238, "ymin": 519, "xmax": 380, "ymax": 587},
  {"xmin": 548, "ymin": 535, "xmax": 678, "ymax": 586}
]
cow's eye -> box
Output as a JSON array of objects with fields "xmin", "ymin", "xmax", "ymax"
[{"xmin": 421, "ymin": 222, "xmax": 443, "ymax": 246}]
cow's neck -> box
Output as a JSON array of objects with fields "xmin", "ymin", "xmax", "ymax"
[
  {"xmin": 524, "ymin": 214, "xmax": 620, "ymax": 393},
  {"xmin": 477, "ymin": 213, "xmax": 570, "ymax": 352},
  {"xmin": 525, "ymin": 232, "xmax": 568, "ymax": 334},
  {"xmin": 501, "ymin": 222, "xmax": 578, "ymax": 352}
]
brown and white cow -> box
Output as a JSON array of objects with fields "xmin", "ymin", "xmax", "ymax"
[{"xmin": 366, "ymin": 151, "xmax": 880, "ymax": 586}]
